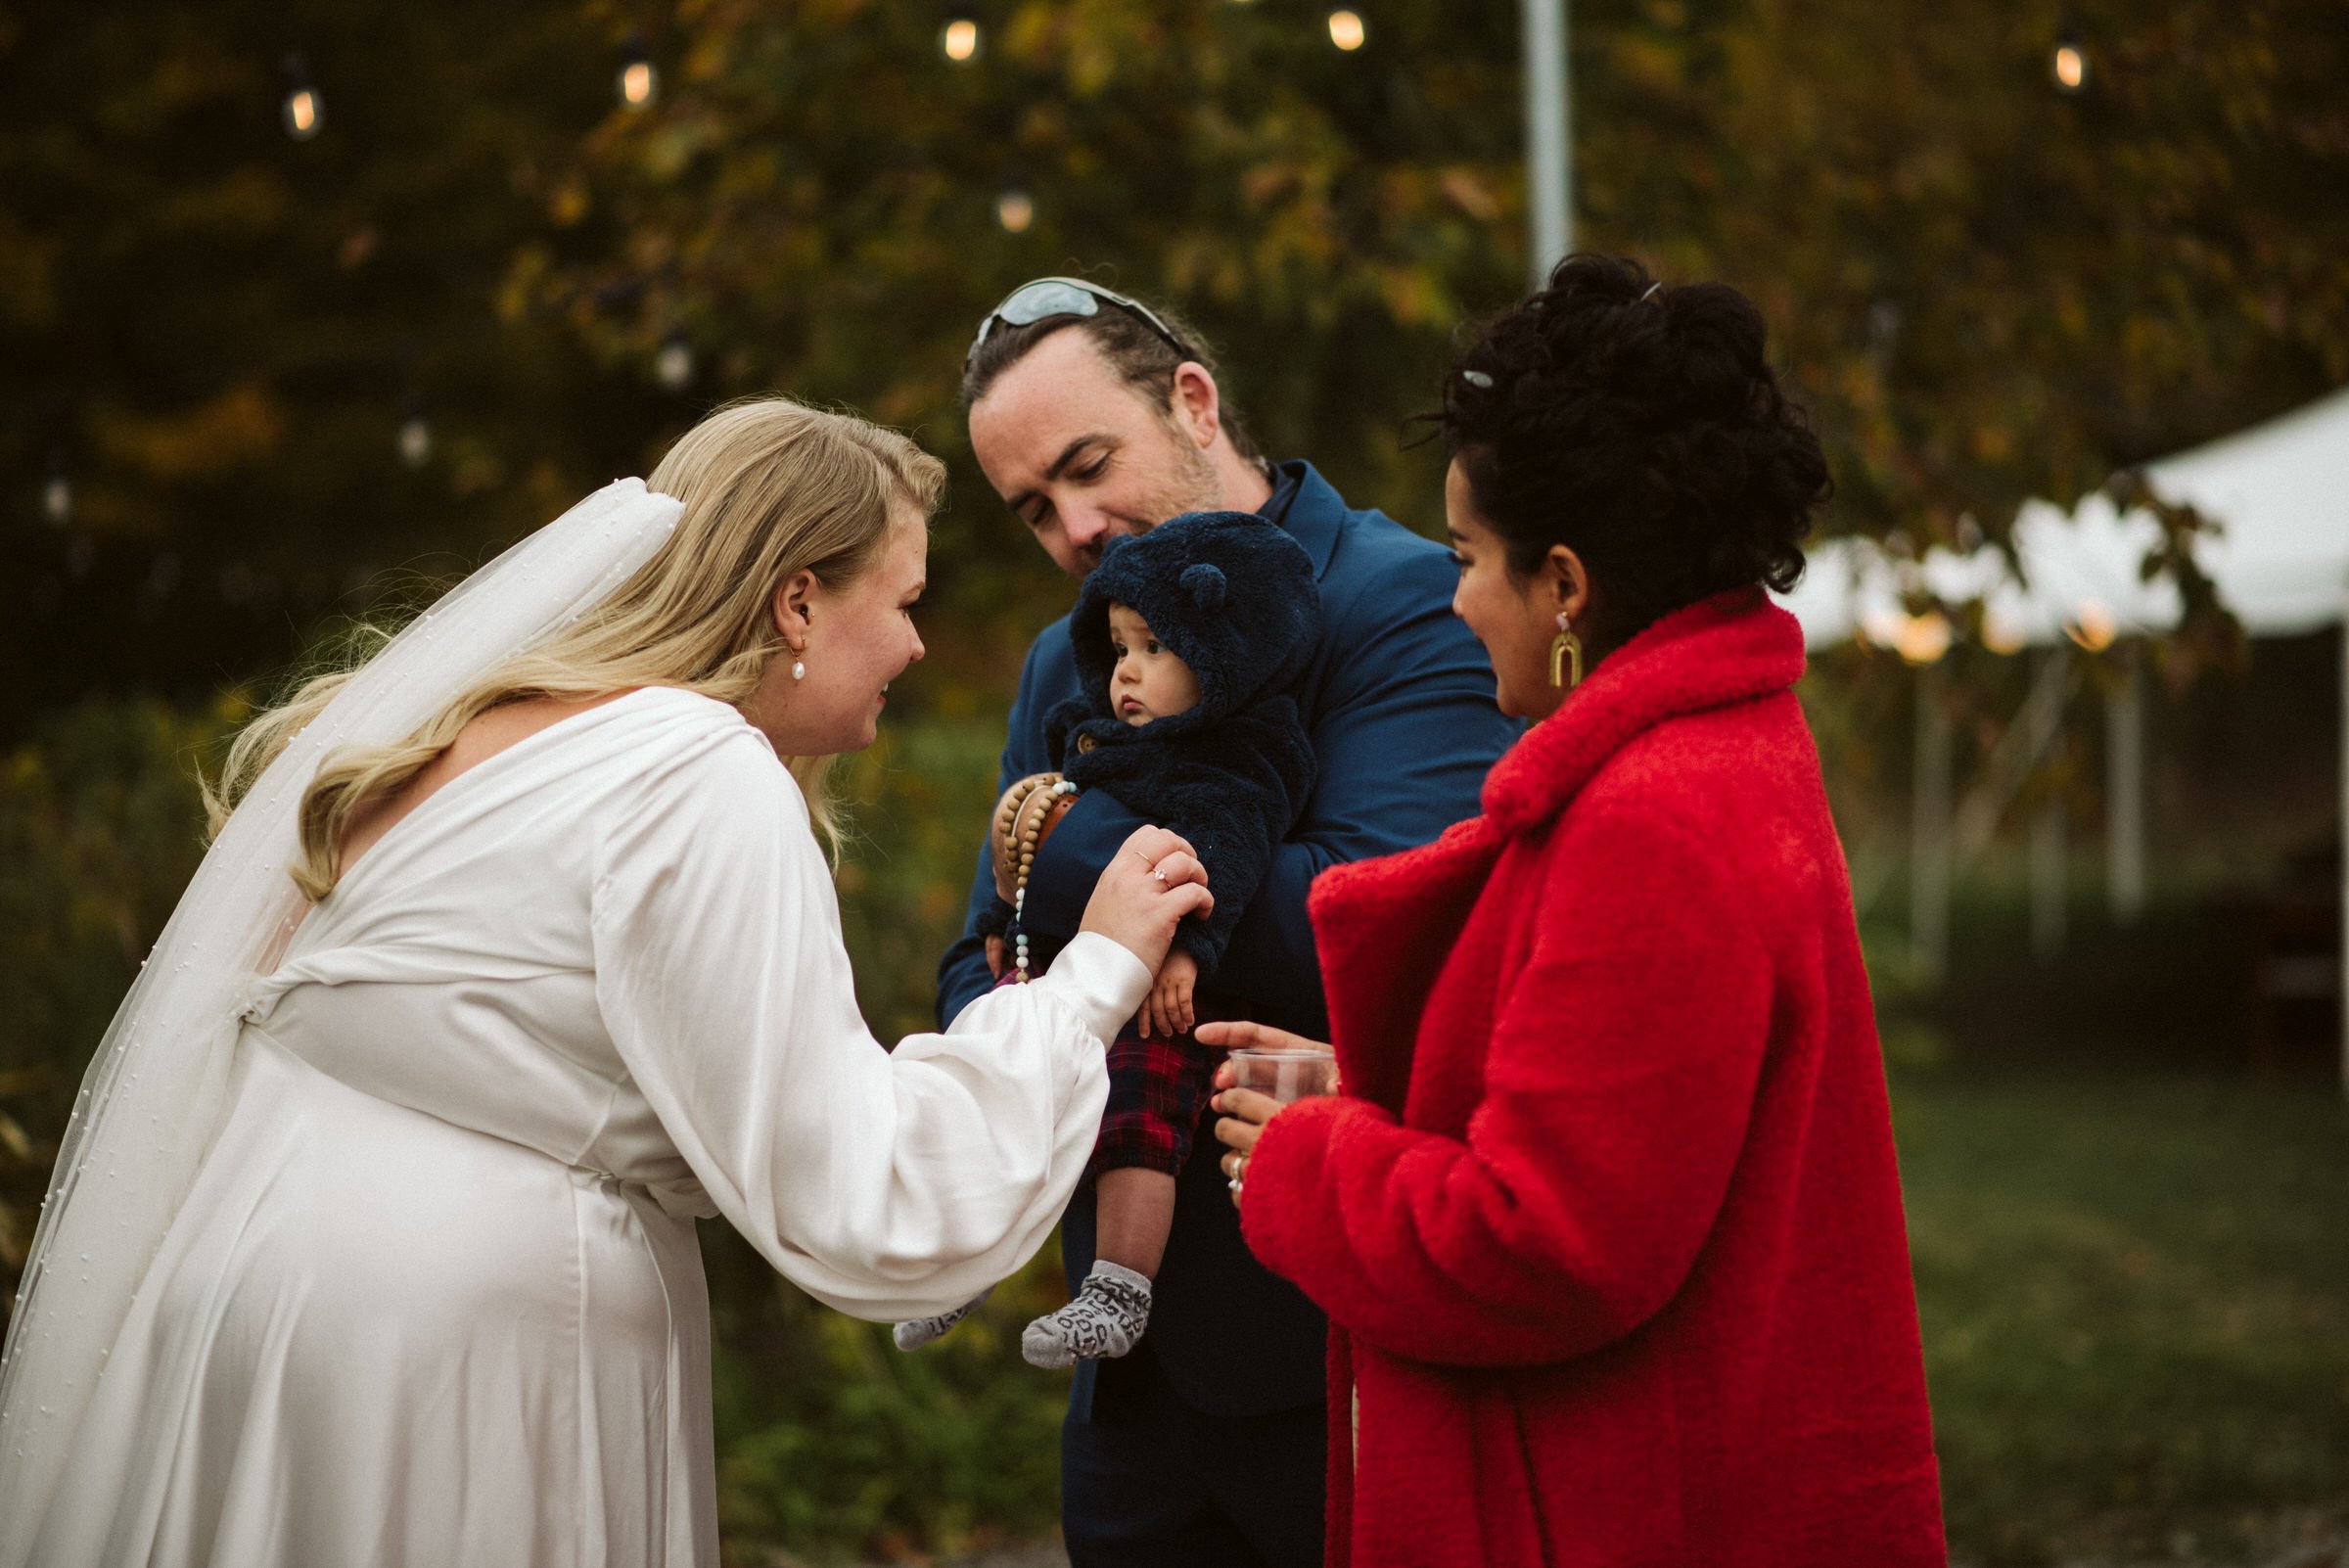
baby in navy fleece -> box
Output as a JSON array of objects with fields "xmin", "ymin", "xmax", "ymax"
[{"xmin": 896, "ymin": 509, "xmax": 1321, "ymax": 1368}]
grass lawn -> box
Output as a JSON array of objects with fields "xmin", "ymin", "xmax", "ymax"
[{"xmin": 1895, "ymin": 1066, "xmax": 2349, "ymax": 1565}]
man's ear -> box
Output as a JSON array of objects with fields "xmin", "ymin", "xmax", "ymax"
[
  {"xmin": 1168, "ymin": 361, "xmax": 1223, "ymax": 452},
  {"xmin": 771, "ymin": 568, "xmax": 820, "ymax": 649}
]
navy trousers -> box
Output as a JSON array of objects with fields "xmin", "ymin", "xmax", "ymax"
[{"xmin": 1061, "ymin": 1340, "xmax": 1326, "ymax": 1568}]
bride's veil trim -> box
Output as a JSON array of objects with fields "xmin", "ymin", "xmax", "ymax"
[{"xmin": 0, "ymin": 479, "xmax": 683, "ymax": 1546}]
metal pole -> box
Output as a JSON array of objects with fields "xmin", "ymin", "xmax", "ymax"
[
  {"xmin": 1911, "ymin": 665, "xmax": 1954, "ymax": 983},
  {"xmin": 2032, "ymin": 794, "xmax": 2068, "ymax": 960},
  {"xmin": 2030, "ymin": 648, "xmax": 2068, "ymax": 961},
  {"xmin": 2106, "ymin": 640, "xmax": 2146, "ymax": 925},
  {"xmin": 1523, "ymin": 0, "xmax": 1572, "ymax": 287}
]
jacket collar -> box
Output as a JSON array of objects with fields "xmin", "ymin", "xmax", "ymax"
[
  {"xmin": 1479, "ymin": 589, "xmax": 1807, "ymax": 837},
  {"xmin": 1262, "ymin": 460, "xmax": 1350, "ymax": 579}
]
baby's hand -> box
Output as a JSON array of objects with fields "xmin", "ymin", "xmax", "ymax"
[
  {"xmin": 1143, "ymin": 948, "xmax": 1200, "ymax": 1040},
  {"xmin": 985, "ymin": 934, "xmax": 1007, "ymax": 979}
]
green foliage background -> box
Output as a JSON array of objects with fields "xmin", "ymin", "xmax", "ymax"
[{"xmin": 8, "ymin": 0, "xmax": 2346, "ymax": 724}]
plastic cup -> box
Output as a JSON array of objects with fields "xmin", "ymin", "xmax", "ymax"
[{"xmin": 1227, "ymin": 1044, "xmax": 1338, "ymax": 1104}]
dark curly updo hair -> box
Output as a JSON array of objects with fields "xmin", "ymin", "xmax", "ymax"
[{"xmin": 1439, "ymin": 254, "xmax": 1829, "ymax": 658}]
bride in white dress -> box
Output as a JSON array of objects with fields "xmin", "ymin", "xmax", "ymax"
[{"xmin": 0, "ymin": 399, "xmax": 1212, "ymax": 1566}]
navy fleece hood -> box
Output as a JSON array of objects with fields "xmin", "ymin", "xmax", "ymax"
[
  {"xmin": 1031, "ymin": 510, "xmax": 1323, "ymax": 977},
  {"xmin": 1061, "ymin": 510, "xmax": 1321, "ymax": 738}
]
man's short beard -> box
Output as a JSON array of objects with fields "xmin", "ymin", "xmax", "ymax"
[{"xmin": 1076, "ymin": 419, "xmax": 1225, "ymax": 575}]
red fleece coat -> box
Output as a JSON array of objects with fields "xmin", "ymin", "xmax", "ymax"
[{"xmin": 1239, "ymin": 591, "xmax": 1947, "ymax": 1568}]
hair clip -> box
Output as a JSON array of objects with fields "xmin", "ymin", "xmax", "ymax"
[
  {"xmin": 1638, "ymin": 282, "xmax": 1663, "ymax": 303},
  {"xmin": 1461, "ymin": 369, "xmax": 1495, "ymax": 389}
]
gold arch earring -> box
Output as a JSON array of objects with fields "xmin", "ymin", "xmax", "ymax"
[{"xmin": 1548, "ymin": 613, "xmax": 1584, "ymax": 689}]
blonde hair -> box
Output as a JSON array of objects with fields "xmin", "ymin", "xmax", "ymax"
[{"xmin": 207, "ymin": 397, "xmax": 945, "ymax": 900}]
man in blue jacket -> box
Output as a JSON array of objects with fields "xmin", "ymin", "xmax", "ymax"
[{"xmin": 938, "ymin": 277, "xmax": 1515, "ymax": 1568}]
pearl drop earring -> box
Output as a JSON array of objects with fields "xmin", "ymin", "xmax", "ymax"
[{"xmin": 791, "ymin": 659, "xmax": 806, "ymax": 681}]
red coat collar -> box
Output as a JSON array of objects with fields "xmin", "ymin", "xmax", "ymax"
[
  {"xmin": 1304, "ymin": 590, "xmax": 1806, "ymax": 1116},
  {"xmin": 1480, "ymin": 588, "xmax": 1807, "ymax": 838}
]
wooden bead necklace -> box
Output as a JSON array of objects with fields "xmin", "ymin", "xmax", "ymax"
[{"xmin": 998, "ymin": 775, "xmax": 1079, "ymax": 982}]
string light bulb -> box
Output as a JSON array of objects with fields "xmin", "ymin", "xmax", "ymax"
[
  {"xmin": 281, "ymin": 52, "xmax": 322, "ymax": 141},
  {"xmin": 41, "ymin": 449, "xmax": 71, "ymax": 528},
  {"xmin": 995, "ymin": 188, "xmax": 1035, "ymax": 233},
  {"xmin": 654, "ymin": 329, "xmax": 695, "ymax": 392},
  {"xmin": 1327, "ymin": 10, "xmax": 1366, "ymax": 50},
  {"xmin": 397, "ymin": 394, "xmax": 433, "ymax": 469},
  {"xmin": 1892, "ymin": 611, "xmax": 1954, "ymax": 667},
  {"xmin": 942, "ymin": 9, "xmax": 981, "ymax": 63},
  {"xmin": 2064, "ymin": 599, "xmax": 2117, "ymax": 652},
  {"xmin": 618, "ymin": 31, "xmax": 658, "ymax": 108},
  {"xmin": 2051, "ymin": 20, "xmax": 2088, "ymax": 93}
]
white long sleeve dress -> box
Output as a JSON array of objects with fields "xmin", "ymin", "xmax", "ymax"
[{"xmin": 23, "ymin": 685, "xmax": 1141, "ymax": 1566}]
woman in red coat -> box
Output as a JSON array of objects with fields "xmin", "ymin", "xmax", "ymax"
[{"xmin": 1204, "ymin": 255, "xmax": 1947, "ymax": 1568}]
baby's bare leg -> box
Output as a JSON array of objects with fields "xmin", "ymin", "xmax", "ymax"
[
  {"xmin": 1092, "ymin": 1167, "xmax": 1177, "ymax": 1278},
  {"xmin": 1021, "ymin": 1168, "xmax": 1173, "ymax": 1368}
]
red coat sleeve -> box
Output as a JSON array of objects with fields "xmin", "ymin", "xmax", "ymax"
[{"xmin": 1239, "ymin": 804, "xmax": 1774, "ymax": 1366}]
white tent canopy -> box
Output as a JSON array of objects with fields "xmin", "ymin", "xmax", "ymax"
[
  {"xmin": 1772, "ymin": 384, "xmax": 2349, "ymax": 1087},
  {"xmin": 1777, "ymin": 381, "xmax": 2349, "ymax": 653},
  {"xmin": 2143, "ymin": 382, "xmax": 2349, "ymax": 637}
]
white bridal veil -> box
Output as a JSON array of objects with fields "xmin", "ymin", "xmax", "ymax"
[{"xmin": 0, "ymin": 479, "xmax": 682, "ymax": 1550}]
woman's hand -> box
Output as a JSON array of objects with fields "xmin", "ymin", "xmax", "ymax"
[
  {"xmin": 1078, "ymin": 826, "xmax": 1214, "ymax": 975},
  {"xmin": 1199, "ymin": 1020, "xmax": 1335, "ymax": 1207}
]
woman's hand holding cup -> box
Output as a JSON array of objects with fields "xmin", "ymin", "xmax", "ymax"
[
  {"xmin": 1200, "ymin": 1020, "xmax": 1338, "ymax": 1207},
  {"xmin": 1078, "ymin": 826, "xmax": 1215, "ymax": 974}
]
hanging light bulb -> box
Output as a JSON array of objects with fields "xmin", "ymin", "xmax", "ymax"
[
  {"xmin": 2051, "ymin": 19, "xmax": 2088, "ymax": 93},
  {"xmin": 282, "ymin": 52, "xmax": 322, "ymax": 140},
  {"xmin": 42, "ymin": 448, "xmax": 71, "ymax": 528},
  {"xmin": 942, "ymin": 8, "xmax": 981, "ymax": 63},
  {"xmin": 397, "ymin": 394, "xmax": 433, "ymax": 469},
  {"xmin": 1327, "ymin": 10, "xmax": 1366, "ymax": 50},
  {"xmin": 618, "ymin": 31, "xmax": 658, "ymax": 108},
  {"xmin": 1892, "ymin": 611, "xmax": 1955, "ymax": 667},
  {"xmin": 995, "ymin": 187, "xmax": 1035, "ymax": 233},
  {"xmin": 2064, "ymin": 599, "xmax": 2117, "ymax": 652},
  {"xmin": 655, "ymin": 329, "xmax": 695, "ymax": 392}
]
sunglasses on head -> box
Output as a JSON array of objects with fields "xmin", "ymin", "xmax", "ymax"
[{"xmin": 966, "ymin": 277, "xmax": 1195, "ymax": 370}]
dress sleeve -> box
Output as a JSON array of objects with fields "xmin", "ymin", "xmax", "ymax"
[
  {"xmin": 589, "ymin": 724, "xmax": 1145, "ymax": 1320},
  {"xmin": 1237, "ymin": 805, "xmax": 1773, "ymax": 1365}
]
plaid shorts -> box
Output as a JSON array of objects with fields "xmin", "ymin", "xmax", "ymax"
[
  {"xmin": 990, "ymin": 966, "xmax": 1214, "ymax": 1181},
  {"xmin": 1090, "ymin": 1024, "xmax": 1218, "ymax": 1180}
]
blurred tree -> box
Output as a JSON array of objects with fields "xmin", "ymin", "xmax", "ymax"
[
  {"xmin": 0, "ymin": 0, "xmax": 682, "ymax": 736},
  {"xmin": 536, "ymin": 0, "xmax": 2348, "ymax": 667},
  {"xmin": 5, "ymin": 0, "xmax": 2345, "ymax": 731}
]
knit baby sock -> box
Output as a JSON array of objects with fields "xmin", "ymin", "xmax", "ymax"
[
  {"xmin": 1020, "ymin": 1261, "xmax": 1154, "ymax": 1369},
  {"xmin": 893, "ymin": 1286, "xmax": 990, "ymax": 1352}
]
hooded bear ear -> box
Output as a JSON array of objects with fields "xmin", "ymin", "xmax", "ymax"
[{"xmin": 1180, "ymin": 563, "xmax": 1227, "ymax": 610}]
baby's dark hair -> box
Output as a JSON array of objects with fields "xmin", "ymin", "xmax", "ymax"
[{"xmin": 1437, "ymin": 254, "xmax": 1828, "ymax": 656}]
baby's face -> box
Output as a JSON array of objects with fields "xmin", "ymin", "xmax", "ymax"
[{"xmin": 1106, "ymin": 603, "xmax": 1202, "ymax": 727}]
